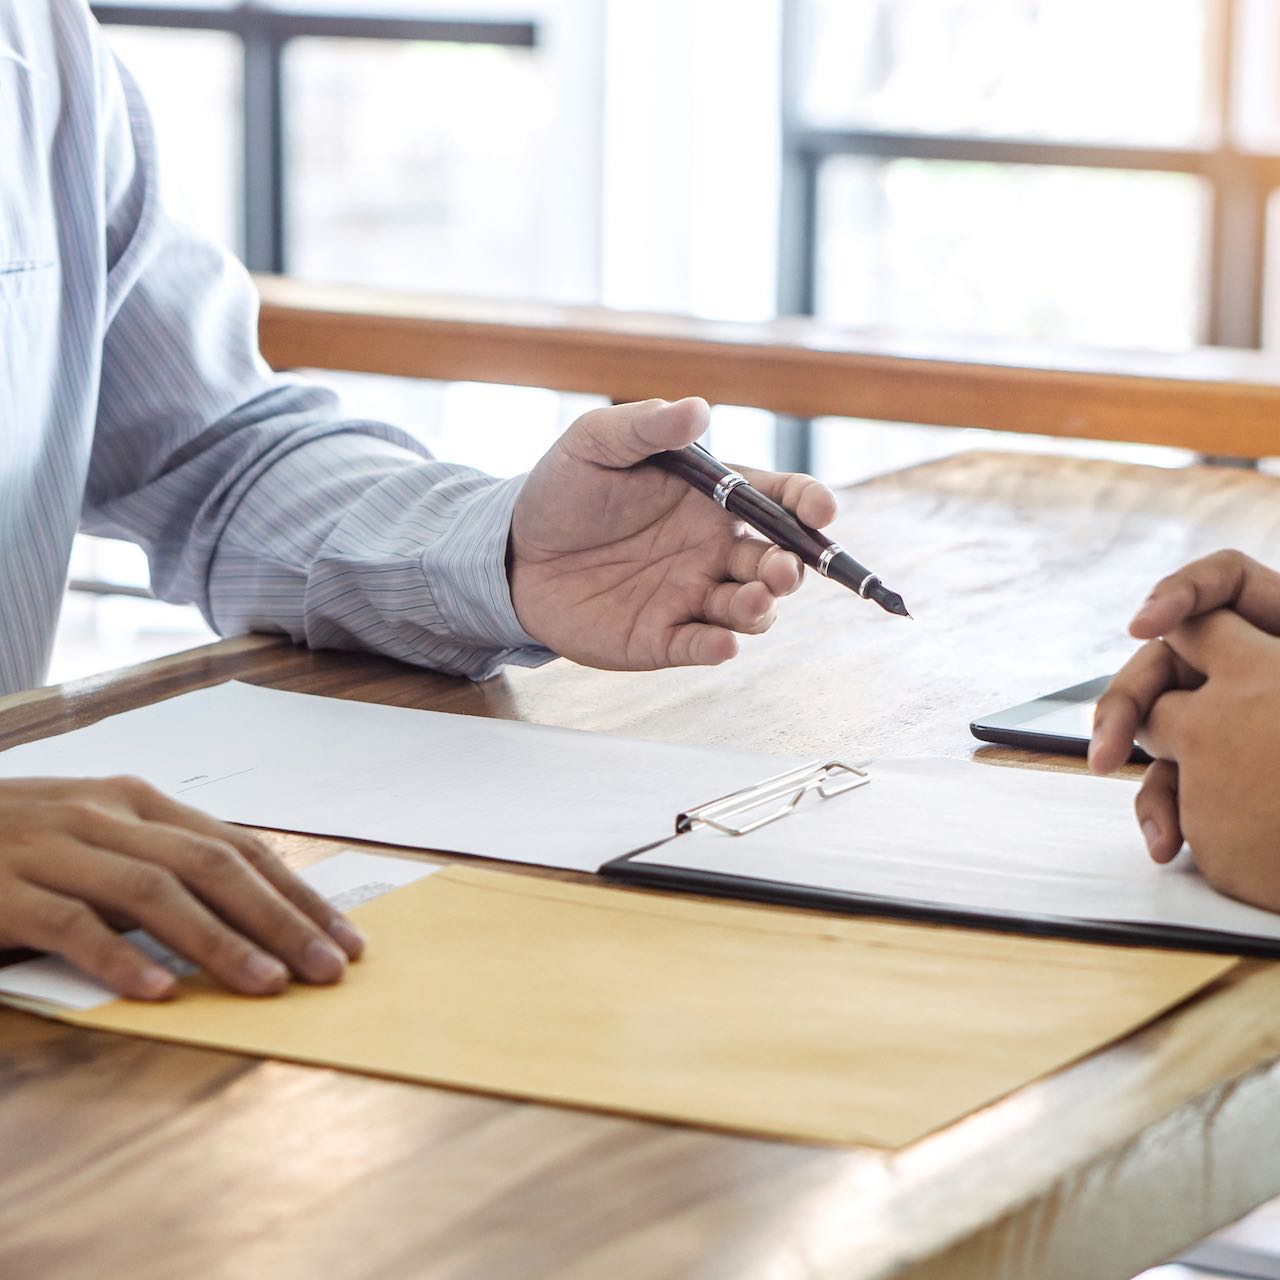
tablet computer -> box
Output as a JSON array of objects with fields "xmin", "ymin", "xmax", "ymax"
[{"xmin": 970, "ymin": 675, "xmax": 1151, "ymax": 763}]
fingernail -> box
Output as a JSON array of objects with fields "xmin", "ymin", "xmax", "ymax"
[
  {"xmin": 302, "ymin": 937, "xmax": 347, "ymax": 984},
  {"xmin": 329, "ymin": 916, "xmax": 366, "ymax": 959},
  {"xmin": 1141, "ymin": 819, "xmax": 1161, "ymax": 853},
  {"xmin": 135, "ymin": 964, "xmax": 177, "ymax": 1000},
  {"xmin": 244, "ymin": 951, "xmax": 289, "ymax": 991}
]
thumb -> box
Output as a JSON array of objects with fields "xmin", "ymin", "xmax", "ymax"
[
  {"xmin": 567, "ymin": 397, "xmax": 711, "ymax": 470},
  {"xmin": 1161, "ymin": 608, "xmax": 1279, "ymax": 677}
]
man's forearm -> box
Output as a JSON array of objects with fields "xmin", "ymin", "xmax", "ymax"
[{"xmin": 204, "ymin": 428, "xmax": 554, "ymax": 680}]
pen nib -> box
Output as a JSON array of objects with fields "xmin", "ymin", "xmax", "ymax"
[{"xmin": 867, "ymin": 582, "xmax": 912, "ymax": 618}]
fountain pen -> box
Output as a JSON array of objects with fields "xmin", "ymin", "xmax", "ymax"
[{"xmin": 652, "ymin": 442, "xmax": 911, "ymax": 617}]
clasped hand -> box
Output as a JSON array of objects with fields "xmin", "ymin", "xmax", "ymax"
[{"xmin": 1090, "ymin": 550, "xmax": 1280, "ymax": 913}]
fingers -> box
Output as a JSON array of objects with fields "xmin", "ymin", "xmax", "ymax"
[
  {"xmin": 569, "ymin": 398, "xmax": 712, "ymax": 470},
  {"xmin": 702, "ymin": 580, "xmax": 778, "ymax": 636},
  {"xmin": 664, "ymin": 623, "xmax": 740, "ymax": 668},
  {"xmin": 112, "ymin": 779, "xmax": 364, "ymax": 959},
  {"xmin": 0, "ymin": 882, "xmax": 179, "ymax": 1001},
  {"xmin": 229, "ymin": 833, "xmax": 366, "ymax": 960},
  {"xmin": 1135, "ymin": 688, "xmax": 1195, "ymax": 763},
  {"xmin": 1158, "ymin": 609, "xmax": 1279, "ymax": 677},
  {"xmin": 52, "ymin": 810, "xmax": 347, "ymax": 986},
  {"xmin": 1129, "ymin": 550, "xmax": 1280, "ymax": 639},
  {"xmin": 1089, "ymin": 640, "xmax": 1200, "ymax": 775},
  {"xmin": 563, "ymin": 397, "xmax": 838, "ymax": 531},
  {"xmin": 30, "ymin": 844, "xmax": 301, "ymax": 997},
  {"xmin": 0, "ymin": 777, "xmax": 365, "ymax": 1001},
  {"xmin": 1094, "ymin": 612, "xmax": 1276, "ymax": 778},
  {"xmin": 740, "ymin": 464, "xmax": 839, "ymax": 530},
  {"xmin": 1134, "ymin": 760, "xmax": 1183, "ymax": 864},
  {"xmin": 662, "ymin": 548, "xmax": 800, "ymax": 665},
  {"xmin": 725, "ymin": 537, "xmax": 803, "ymax": 596}
]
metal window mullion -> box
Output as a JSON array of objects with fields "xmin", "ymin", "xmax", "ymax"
[
  {"xmin": 775, "ymin": 146, "xmax": 819, "ymax": 473},
  {"xmin": 264, "ymin": 12, "xmax": 535, "ymax": 46},
  {"xmin": 778, "ymin": 143, "xmax": 818, "ymax": 317},
  {"xmin": 1205, "ymin": 0, "xmax": 1268, "ymax": 352},
  {"xmin": 241, "ymin": 21, "xmax": 285, "ymax": 273},
  {"xmin": 1207, "ymin": 164, "xmax": 1268, "ymax": 348},
  {"xmin": 775, "ymin": 0, "xmax": 815, "ymax": 474},
  {"xmin": 789, "ymin": 128, "xmax": 1246, "ymax": 175},
  {"xmin": 90, "ymin": 5, "xmax": 537, "ymax": 48}
]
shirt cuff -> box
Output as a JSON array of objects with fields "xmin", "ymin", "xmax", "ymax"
[{"xmin": 418, "ymin": 472, "xmax": 553, "ymax": 675}]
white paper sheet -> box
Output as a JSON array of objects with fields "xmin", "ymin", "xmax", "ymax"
[
  {"xmin": 0, "ymin": 850, "xmax": 439, "ymax": 1011},
  {"xmin": 630, "ymin": 757, "xmax": 1280, "ymax": 946},
  {"xmin": 0, "ymin": 681, "xmax": 786, "ymax": 873}
]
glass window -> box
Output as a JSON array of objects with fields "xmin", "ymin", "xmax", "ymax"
[
  {"xmin": 815, "ymin": 157, "xmax": 1209, "ymax": 349},
  {"xmin": 796, "ymin": 0, "xmax": 1220, "ymax": 148},
  {"xmin": 1231, "ymin": 0, "xmax": 1280, "ymax": 151},
  {"xmin": 97, "ymin": 26, "xmax": 243, "ymax": 253},
  {"xmin": 300, "ymin": 369, "xmax": 600, "ymax": 476},
  {"xmin": 284, "ymin": 37, "xmax": 552, "ymax": 295}
]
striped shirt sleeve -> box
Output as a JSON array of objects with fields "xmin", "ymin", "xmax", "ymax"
[{"xmin": 78, "ymin": 40, "xmax": 552, "ymax": 680}]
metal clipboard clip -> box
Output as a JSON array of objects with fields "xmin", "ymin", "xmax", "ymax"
[{"xmin": 677, "ymin": 760, "xmax": 870, "ymax": 837}]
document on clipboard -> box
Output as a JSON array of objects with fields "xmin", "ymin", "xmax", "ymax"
[
  {"xmin": 4, "ymin": 681, "xmax": 1280, "ymax": 954},
  {"xmin": 604, "ymin": 756, "xmax": 1280, "ymax": 956}
]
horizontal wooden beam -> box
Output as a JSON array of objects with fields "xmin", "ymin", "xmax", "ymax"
[{"xmin": 255, "ymin": 275, "xmax": 1280, "ymax": 458}]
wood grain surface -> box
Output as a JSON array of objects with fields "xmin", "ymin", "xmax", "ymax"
[
  {"xmin": 256, "ymin": 274, "xmax": 1280, "ymax": 456},
  {"xmin": 4, "ymin": 451, "xmax": 1280, "ymax": 1279}
]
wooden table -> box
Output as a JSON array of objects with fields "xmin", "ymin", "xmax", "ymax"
[{"xmin": 4, "ymin": 450, "xmax": 1280, "ymax": 1280}]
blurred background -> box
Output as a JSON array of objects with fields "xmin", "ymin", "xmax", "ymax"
[{"xmin": 64, "ymin": 0, "xmax": 1280, "ymax": 688}]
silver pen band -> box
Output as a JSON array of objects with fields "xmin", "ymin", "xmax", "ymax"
[
  {"xmin": 816, "ymin": 543, "xmax": 844, "ymax": 577},
  {"xmin": 712, "ymin": 472, "xmax": 748, "ymax": 508},
  {"xmin": 858, "ymin": 573, "xmax": 879, "ymax": 598}
]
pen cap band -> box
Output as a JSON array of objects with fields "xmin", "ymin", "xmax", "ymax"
[
  {"xmin": 713, "ymin": 472, "xmax": 748, "ymax": 509},
  {"xmin": 816, "ymin": 544, "xmax": 845, "ymax": 577},
  {"xmin": 818, "ymin": 545, "xmax": 881, "ymax": 597}
]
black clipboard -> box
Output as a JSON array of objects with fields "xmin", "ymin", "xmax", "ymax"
[{"xmin": 601, "ymin": 759, "xmax": 1280, "ymax": 959}]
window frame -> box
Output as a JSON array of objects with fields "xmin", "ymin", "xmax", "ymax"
[
  {"xmin": 776, "ymin": 0, "xmax": 1280, "ymax": 467},
  {"xmin": 91, "ymin": 2, "xmax": 539, "ymax": 272}
]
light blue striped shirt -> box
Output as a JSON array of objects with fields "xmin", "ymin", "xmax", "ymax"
[{"xmin": 0, "ymin": 0, "xmax": 548, "ymax": 698}]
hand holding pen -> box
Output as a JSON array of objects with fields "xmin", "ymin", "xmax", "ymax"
[
  {"xmin": 652, "ymin": 442, "xmax": 911, "ymax": 617},
  {"xmin": 508, "ymin": 398, "xmax": 862, "ymax": 669}
]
